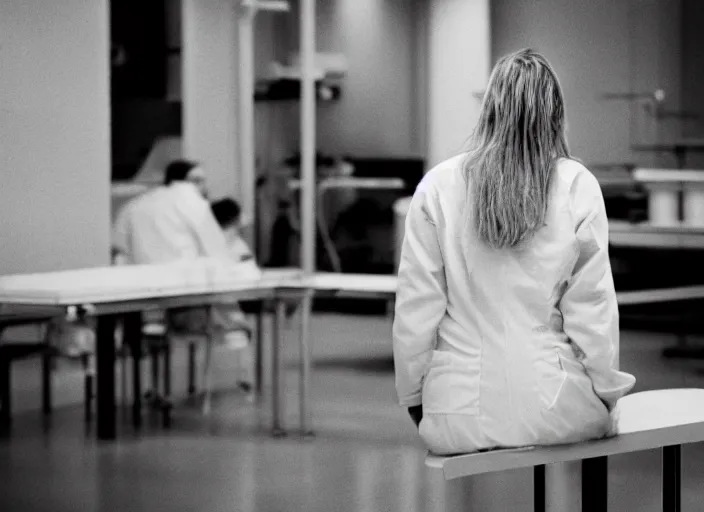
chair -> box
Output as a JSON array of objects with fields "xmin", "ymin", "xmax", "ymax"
[
  {"xmin": 129, "ymin": 306, "xmax": 255, "ymax": 426},
  {"xmin": 0, "ymin": 314, "xmax": 55, "ymax": 427}
]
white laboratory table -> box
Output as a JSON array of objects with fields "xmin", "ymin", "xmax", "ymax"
[
  {"xmin": 302, "ymin": 271, "xmax": 704, "ymax": 305},
  {"xmin": 5, "ymin": 264, "xmax": 703, "ymax": 441},
  {"xmin": 304, "ymin": 272, "xmax": 398, "ymax": 298},
  {"xmin": 609, "ymin": 220, "xmax": 704, "ymax": 249},
  {"xmin": 0, "ymin": 260, "xmax": 304, "ymax": 440}
]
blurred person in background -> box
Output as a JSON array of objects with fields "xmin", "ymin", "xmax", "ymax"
[
  {"xmin": 211, "ymin": 198, "xmax": 260, "ymax": 274},
  {"xmin": 113, "ymin": 159, "xmax": 226, "ymax": 266},
  {"xmin": 112, "ymin": 159, "xmax": 228, "ymax": 351}
]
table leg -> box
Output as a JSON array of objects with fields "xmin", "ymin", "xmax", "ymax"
[
  {"xmin": 663, "ymin": 445, "xmax": 681, "ymax": 512},
  {"xmin": 299, "ymin": 291, "xmax": 314, "ymax": 438},
  {"xmin": 255, "ymin": 307, "xmax": 264, "ymax": 397},
  {"xmin": 96, "ymin": 314, "xmax": 117, "ymax": 440},
  {"xmin": 41, "ymin": 348, "xmax": 52, "ymax": 416},
  {"xmin": 123, "ymin": 312, "xmax": 143, "ymax": 429},
  {"xmin": 187, "ymin": 342, "xmax": 197, "ymax": 396},
  {"xmin": 271, "ymin": 299, "xmax": 286, "ymax": 437},
  {"xmin": 0, "ymin": 350, "xmax": 11, "ymax": 426},
  {"xmin": 82, "ymin": 354, "xmax": 94, "ymax": 424},
  {"xmin": 582, "ymin": 456, "xmax": 608, "ymax": 512},
  {"xmin": 162, "ymin": 341, "xmax": 172, "ymax": 428}
]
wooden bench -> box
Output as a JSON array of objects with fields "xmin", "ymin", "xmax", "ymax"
[{"xmin": 426, "ymin": 389, "xmax": 704, "ymax": 512}]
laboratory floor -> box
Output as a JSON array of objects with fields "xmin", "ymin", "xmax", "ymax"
[{"xmin": 2, "ymin": 313, "xmax": 704, "ymax": 511}]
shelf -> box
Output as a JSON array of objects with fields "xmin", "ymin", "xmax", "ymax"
[{"xmin": 254, "ymin": 79, "xmax": 341, "ymax": 102}]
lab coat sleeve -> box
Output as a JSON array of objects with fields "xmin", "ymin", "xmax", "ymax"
[
  {"xmin": 393, "ymin": 184, "xmax": 447, "ymax": 407},
  {"xmin": 560, "ymin": 172, "xmax": 636, "ymax": 411},
  {"xmin": 112, "ymin": 206, "xmax": 131, "ymax": 259},
  {"xmin": 183, "ymin": 193, "xmax": 230, "ymax": 258}
]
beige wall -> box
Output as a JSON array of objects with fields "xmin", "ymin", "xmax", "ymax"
[
  {"xmin": 0, "ymin": 0, "xmax": 111, "ymax": 274},
  {"xmin": 425, "ymin": 0, "xmax": 491, "ymax": 167},
  {"xmin": 259, "ymin": 0, "xmax": 421, "ymax": 163},
  {"xmin": 681, "ymin": 0, "xmax": 704, "ymax": 166},
  {"xmin": 315, "ymin": 0, "xmax": 419, "ymax": 157},
  {"xmin": 492, "ymin": 0, "xmax": 682, "ymax": 168},
  {"xmin": 182, "ymin": 0, "xmax": 239, "ymax": 200}
]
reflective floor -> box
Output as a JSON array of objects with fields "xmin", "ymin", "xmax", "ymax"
[{"xmin": 2, "ymin": 314, "xmax": 704, "ymax": 511}]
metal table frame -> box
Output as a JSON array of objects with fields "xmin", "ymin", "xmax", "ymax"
[{"xmin": 0, "ymin": 286, "xmax": 298, "ymax": 441}]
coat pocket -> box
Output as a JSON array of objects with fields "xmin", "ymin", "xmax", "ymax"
[
  {"xmin": 536, "ymin": 350, "xmax": 568, "ymax": 410},
  {"xmin": 422, "ymin": 350, "xmax": 480, "ymax": 415}
]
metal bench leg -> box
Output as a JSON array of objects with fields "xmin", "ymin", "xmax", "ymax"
[
  {"xmin": 534, "ymin": 465, "xmax": 546, "ymax": 512},
  {"xmin": 582, "ymin": 456, "xmax": 608, "ymax": 512},
  {"xmin": 663, "ymin": 445, "xmax": 681, "ymax": 512}
]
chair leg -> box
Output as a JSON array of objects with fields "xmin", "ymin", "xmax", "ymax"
[
  {"xmin": 82, "ymin": 354, "xmax": 94, "ymax": 424},
  {"xmin": 122, "ymin": 312, "xmax": 143, "ymax": 429},
  {"xmin": 187, "ymin": 342, "xmax": 197, "ymax": 396},
  {"xmin": 149, "ymin": 345, "xmax": 160, "ymax": 405},
  {"xmin": 41, "ymin": 348, "xmax": 52, "ymax": 416},
  {"xmin": 162, "ymin": 341, "xmax": 172, "ymax": 428},
  {"xmin": 663, "ymin": 445, "xmax": 681, "ymax": 512},
  {"xmin": 582, "ymin": 456, "xmax": 608, "ymax": 512},
  {"xmin": 255, "ymin": 310, "xmax": 264, "ymax": 396},
  {"xmin": 202, "ymin": 338, "xmax": 213, "ymax": 415},
  {"xmin": 120, "ymin": 348, "xmax": 128, "ymax": 408},
  {"xmin": 534, "ymin": 465, "xmax": 546, "ymax": 512}
]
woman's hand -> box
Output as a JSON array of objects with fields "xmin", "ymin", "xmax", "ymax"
[
  {"xmin": 408, "ymin": 405, "xmax": 423, "ymax": 428},
  {"xmin": 604, "ymin": 404, "xmax": 620, "ymax": 438}
]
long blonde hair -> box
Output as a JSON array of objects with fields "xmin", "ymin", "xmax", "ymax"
[{"xmin": 467, "ymin": 49, "xmax": 570, "ymax": 249}]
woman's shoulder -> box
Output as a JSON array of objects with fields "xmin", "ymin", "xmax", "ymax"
[
  {"xmin": 554, "ymin": 158, "xmax": 601, "ymax": 197},
  {"xmin": 554, "ymin": 158, "xmax": 604, "ymax": 225},
  {"xmin": 555, "ymin": 158, "xmax": 597, "ymax": 185},
  {"xmin": 418, "ymin": 153, "xmax": 468, "ymax": 193}
]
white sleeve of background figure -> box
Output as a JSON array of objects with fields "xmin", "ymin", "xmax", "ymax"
[
  {"xmin": 112, "ymin": 204, "xmax": 132, "ymax": 262},
  {"xmin": 392, "ymin": 181, "xmax": 448, "ymax": 407},
  {"xmin": 182, "ymin": 191, "xmax": 230, "ymax": 258},
  {"xmin": 560, "ymin": 170, "xmax": 636, "ymax": 411}
]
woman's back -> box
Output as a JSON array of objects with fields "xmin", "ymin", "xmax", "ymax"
[
  {"xmin": 393, "ymin": 48, "xmax": 635, "ymax": 455},
  {"xmin": 433, "ymin": 155, "xmax": 590, "ymax": 357},
  {"xmin": 394, "ymin": 155, "xmax": 636, "ymax": 455}
]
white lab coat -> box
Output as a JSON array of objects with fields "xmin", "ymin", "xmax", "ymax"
[
  {"xmin": 393, "ymin": 155, "xmax": 636, "ymax": 455},
  {"xmin": 223, "ymin": 228, "xmax": 262, "ymax": 280},
  {"xmin": 113, "ymin": 182, "xmax": 228, "ymax": 264}
]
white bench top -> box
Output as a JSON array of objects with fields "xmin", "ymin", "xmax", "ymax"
[{"xmin": 426, "ymin": 389, "xmax": 704, "ymax": 480}]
